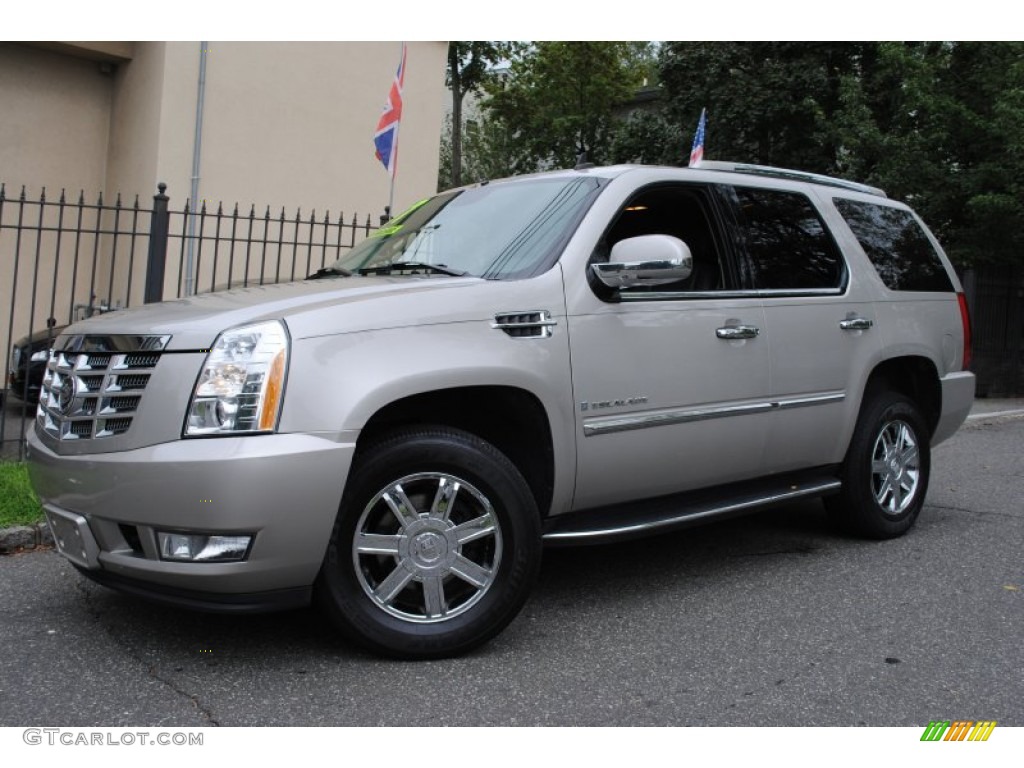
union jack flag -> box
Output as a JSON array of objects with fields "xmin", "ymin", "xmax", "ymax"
[
  {"xmin": 689, "ymin": 108, "xmax": 706, "ymax": 167},
  {"xmin": 374, "ymin": 43, "xmax": 407, "ymax": 177}
]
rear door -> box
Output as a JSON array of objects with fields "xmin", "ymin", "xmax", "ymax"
[{"xmin": 722, "ymin": 184, "xmax": 882, "ymax": 473}]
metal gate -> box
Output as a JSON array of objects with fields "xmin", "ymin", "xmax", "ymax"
[{"xmin": 962, "ymin": 265, "xmax": 1024, "ymax": 398}]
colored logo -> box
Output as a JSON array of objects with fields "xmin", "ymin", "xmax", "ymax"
[{"xmin": 920, "ymin": 720, "xmax": 997, "ymax": 741}]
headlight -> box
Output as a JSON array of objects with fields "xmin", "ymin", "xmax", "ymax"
[
  {"xmin": 185, "ymin": 320, "xmax": 289, "ymax": 436},
  {"xmin": 30, "ymin": 348, "xmax": 51, "ymax": 363}
]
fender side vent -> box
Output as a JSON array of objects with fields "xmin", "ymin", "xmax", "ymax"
[{"xmin": 492, "ymin": 310, "xmax": 557, "ymax": 339}]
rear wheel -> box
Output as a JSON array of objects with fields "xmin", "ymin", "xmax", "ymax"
[
  {"xmin": 827, "ymin": 390, "xmax": 931, "ymax": 539},
  {"xmin": 317, "ymin": 426, "xmax": 541, "ymax": 659}
]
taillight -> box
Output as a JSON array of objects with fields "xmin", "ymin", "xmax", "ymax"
[{"xmin": 957, "ymin": 291, "xmax": 972, "ymax": 370}]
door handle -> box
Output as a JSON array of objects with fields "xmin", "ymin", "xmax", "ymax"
[
  {"xmin": 716, "ymin": 325, "xmax": 760, "ymax": 340},
  {"xmin": 839, "ymin": 317, "xmax": 874, "ymax": 331}
]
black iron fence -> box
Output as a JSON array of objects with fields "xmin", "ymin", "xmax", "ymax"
[{"xmin": 1, "ymin": 182, "xmax": 380, "ymax": 458}]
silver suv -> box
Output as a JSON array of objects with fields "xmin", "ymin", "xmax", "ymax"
[{"xmin": 28, "ymin": 163, "xmax": 975, "ymax": 658}]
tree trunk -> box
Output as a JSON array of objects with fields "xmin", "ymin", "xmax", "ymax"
[
  {"xmin": 452, "ymin": 90, "xmax": 464, "ymax": 187},
  {"xmin": 450, "ymin": 45, "xmax": 464, "ymax": 188}
]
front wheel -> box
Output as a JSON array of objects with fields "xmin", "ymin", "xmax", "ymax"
[
  {"xmin": 826, "ymin": 390, "xmax": 931, "ymax": 539},
  {"xmin": 317, "ymin": 427, "xmax": 541, "ymax": 659}
]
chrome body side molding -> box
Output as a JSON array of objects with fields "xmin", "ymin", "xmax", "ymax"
[{"xmin": 582, "ymin": 392, "xmax": 845, "ymax": 437}]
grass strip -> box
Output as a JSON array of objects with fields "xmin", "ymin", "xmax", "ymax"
[{"xmin": 0, "ymin": 462, "xmax": 44, "ymax": 528}]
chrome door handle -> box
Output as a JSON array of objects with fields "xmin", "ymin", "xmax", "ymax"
[
  {"xmin": 839, "ymin": 317, "xmax": 874, "ymax": 331},
  {"xmin": 716, "ymin": 325, "xmax": 760, "ymax": 340}
]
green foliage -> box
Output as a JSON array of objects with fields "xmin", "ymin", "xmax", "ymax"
[
  {"xmin": 658, "ymin": 42, "xmax": 867, "ymax": 173},
  {"xmin": 608, "ymin": 109, "xmax": 685, "ymax": 166},
  {"xmin": 438, "ymin": 111, "xmax": 518, "ymax": 190},
  {"xmin": 444, "ymin": 42, "xmax": 523, "ymax": 188},
  {"xmin": 484, "ymin": 42, "xmax": 652, "ymax": 170},
  {"xmin": 831, "ymin": 42, "xmax": 1024, "ymax": 266},
  {"xmin": 0, "ymin": 462, "xmax": 42, "ymax": 527},
  {"xmin": 650, "ymin": 41, "xmax": 1024, "ymax": 267}
]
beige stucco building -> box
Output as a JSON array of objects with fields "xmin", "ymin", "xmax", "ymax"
[
  {"xmin": 1, "ymin": 41, "xmax": 447, "ymax": 217},
  {"xmin": 0, "ymin": 41, "xmax": 447, "ymax": 364}
]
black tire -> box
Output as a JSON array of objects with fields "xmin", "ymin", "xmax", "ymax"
[
  {"xmin": 826, "ymin": 390, "xmax": 931, "ymax": 539},
  {"xmin": 317, "ymin": 426, "xmax": 542, "ymax": 659}
]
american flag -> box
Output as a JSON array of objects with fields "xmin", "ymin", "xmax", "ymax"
[
  {"xmin": 374, "ymin": 43, "xmax": 407, "ymax": 177},
  {"xmin": 689, "ymin": 108, "xmax": 706, "ymax": 167}
]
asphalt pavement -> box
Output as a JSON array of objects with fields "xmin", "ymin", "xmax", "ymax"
[{"xmin": 0, "ymin": 409, "xmax": 1021, "ymax": 726}]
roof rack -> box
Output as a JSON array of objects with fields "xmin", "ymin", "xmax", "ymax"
[{"xmin": 696, "ymin": 161, "xmax": 886, "ymax": 198}]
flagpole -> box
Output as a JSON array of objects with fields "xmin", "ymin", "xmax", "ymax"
[
  {"xmin": 373, "ymin": 41, "xmax": 406, "ymax": 221},
  {"xmin": 386, "ymin": 41, "xmax": 404, "ymax": 220}
]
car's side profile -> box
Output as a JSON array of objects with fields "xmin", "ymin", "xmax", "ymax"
[{"xmin": 28, "ymin": 163, "xmax": 974, "ymax": 658}]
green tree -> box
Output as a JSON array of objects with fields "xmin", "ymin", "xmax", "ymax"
[
  {"xmin": 438, "ymin": 111, "xmax": 518, "ymax": 190},
  {"xmin": 832, "ymin": 42, "xmax": 1024, "ymax": 266},
  {"xmin": 484, "ymin": 41, "xmax": 652, "ymax": 171},
  {"xmin": 649, "ymin": 41, "xmax": 1024, "ymax": 266},
  {"xmin": 657, "ymin": 42, "xmax": 866, "ymax": 173},
  {"xmin": 444, "ymin": 41, "xmax": 521, "ymax": 188},
  {"xmin": 608, "ymin": 109, "xmax": 685, "ymax": 166}
]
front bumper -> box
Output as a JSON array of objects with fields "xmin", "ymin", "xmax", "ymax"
[{"xmin": 27, "ymin": 427, "xmax": 357, "ymax": 601}]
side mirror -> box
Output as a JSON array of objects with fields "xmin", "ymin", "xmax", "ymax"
[{"xmin": 591, "ymin": 235, "xmax": 693, "ymax": 289}]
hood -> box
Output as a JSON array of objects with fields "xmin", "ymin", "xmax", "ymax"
[{"xmin": 59, "ymin": 275, "xmax": 490, "ymax": 350}]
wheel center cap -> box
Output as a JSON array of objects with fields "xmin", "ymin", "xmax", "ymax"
[
  {"xmin": 411, "ymin": 531, "xmax": 447, "ymax": 564},
  {"xmin": 889, "ymin": 457, "xmax": 901, "ymax": 474}
]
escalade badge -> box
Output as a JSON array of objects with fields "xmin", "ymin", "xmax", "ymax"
[{"xmin": 580, "ymin": 396, "xmax": 648, "ymax": 412}]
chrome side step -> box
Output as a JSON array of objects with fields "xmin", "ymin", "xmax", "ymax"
[{"xmin": 543, "ymin": 471, "xmax": 841, "ymax": 546}]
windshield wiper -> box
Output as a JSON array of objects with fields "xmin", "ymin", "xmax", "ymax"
[
  {"xmin": 306, "ymin": 267, "xmax": 353, "ymax": 280},
  {"xmin": 357, "ymin": 261, "xmax": 467, "ymax": 277}
]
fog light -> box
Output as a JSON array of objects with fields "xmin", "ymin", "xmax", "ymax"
[{"xmin": 157, "ymin": 532, "xmax": 252, "ymax": 562}]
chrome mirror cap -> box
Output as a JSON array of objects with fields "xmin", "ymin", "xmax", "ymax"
[{"xmin": 592, "ymin": 235, "xmax": 693, "ymax": 289}]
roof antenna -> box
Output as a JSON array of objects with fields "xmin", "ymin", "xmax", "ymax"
[{"xmin": 574, "ymin": 151, "xmax": 595, "ymax": 171}]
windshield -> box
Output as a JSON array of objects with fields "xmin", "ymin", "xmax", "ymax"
[{"xmin": 328, "ymin": 176, "xmax": 603, "ymax": 279}]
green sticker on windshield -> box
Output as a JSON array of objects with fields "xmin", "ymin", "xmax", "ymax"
[{"xmin": 370, "ymin": 197, "xmax": 430, "ymax": 238}]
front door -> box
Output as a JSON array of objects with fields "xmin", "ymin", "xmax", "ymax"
[{"xmin": 566, "ymin": 183, "xmax": 772, "ymax": 510}]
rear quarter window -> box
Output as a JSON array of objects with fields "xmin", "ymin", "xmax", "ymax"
[
  {"xmin": 732, "ymin": 186, "xmax": 845, "ymax": 291},
  {"xmin": 833, "ymin": 198, "xmax": 954, "ymax": 292}
]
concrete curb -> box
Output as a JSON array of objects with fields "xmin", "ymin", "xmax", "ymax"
[{"xmin": 0, "ymin": 521, "xmax": 53, "ymax": 554}]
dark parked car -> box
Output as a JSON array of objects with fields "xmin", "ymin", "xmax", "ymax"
[
  {"xmin": 7, "ymin": 325, "xmax": 65, "ymax": 404},
  {"xmin": 7, "ymin": 301, "xmax": 116, "ymax": 405}
]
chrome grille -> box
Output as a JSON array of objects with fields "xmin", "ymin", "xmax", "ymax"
[{"xmin": 36, "ymin": 343, "xmax": 164, "ymax": 442}]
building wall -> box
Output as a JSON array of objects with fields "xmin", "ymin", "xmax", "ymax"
[
  {"xmin": 0, "ymin": 42, "xmax": 114, "ymax": 197},
  {"xmin": 102, "ymin": 41, "xmax": 447, "ymax": 218},
  {"xmin": 186, "ymin": 41, "xmax": 445, "ymax": 217},
  {"xmin": 105, "ymin": 42, "xmax": 169, "ymax": 210},
  {"xmin": 1, "ymin": 40, "xmax": 446, "ymax": 222}
]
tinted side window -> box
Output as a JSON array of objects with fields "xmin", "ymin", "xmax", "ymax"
[
  {"xmin": 833, "ymin": 198, "xmax": 954, "ymax": 292},
  {"xmin": 733, "ymin": 187, "xmax": 844, "ymax": 290}
]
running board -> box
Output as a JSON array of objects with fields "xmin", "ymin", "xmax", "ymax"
[{"xmin": 543, "ymin": 471, "xmax": 841, "ymax": 546}]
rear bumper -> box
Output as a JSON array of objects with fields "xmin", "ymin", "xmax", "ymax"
[
  {"xmin": 933, "ymin": 371, "xmax": 976, "ymax": 446},
  {"xmin": 27, "ymin": 427, "xmax": 357, "ymax": 596}
]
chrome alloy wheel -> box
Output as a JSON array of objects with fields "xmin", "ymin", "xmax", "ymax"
[
  {"xmin": 870, "ymin": 420, "xmax": 920, "ymax": 516},
  {"xmin": 352, "ymin": 472, "xmax": 503, "ymax": 623}
]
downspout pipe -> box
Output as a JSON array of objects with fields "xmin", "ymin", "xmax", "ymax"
[{"xmin": 185, "ymin": 41, "xmax": 208, "ymax": 296}]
